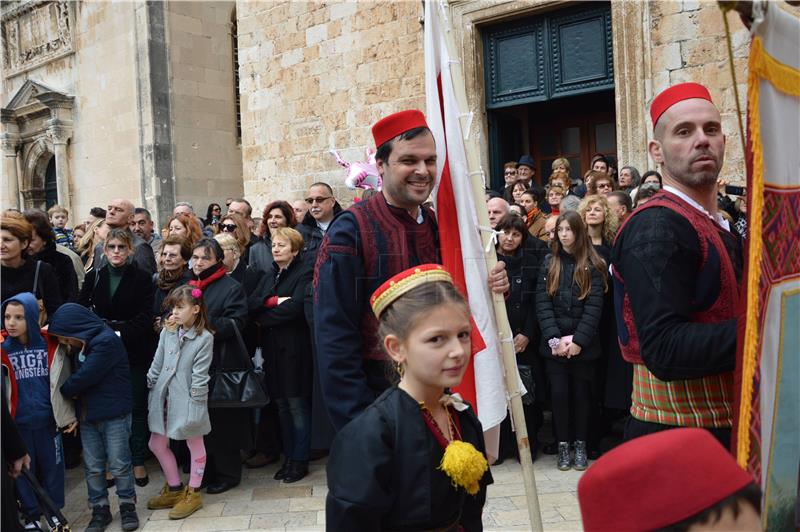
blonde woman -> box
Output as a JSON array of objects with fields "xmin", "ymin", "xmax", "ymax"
[
  {"xmin": 77, "ymin": 219, "xmax": 108, "ymax": 273},
  {"xmin": 577, "ymin": 195, "xmax": 619, "ymax": 263},
  {"xmin": 214, "ymin": 232, "xmax": 245, "ymax": 283}
]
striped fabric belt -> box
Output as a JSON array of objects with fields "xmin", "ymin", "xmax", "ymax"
[{"xmin": 630, "ymin": 363, "xmax": 734, "ymax": 428}]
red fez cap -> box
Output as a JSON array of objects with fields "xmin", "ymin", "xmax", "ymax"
[
  {"xmin": 650, "ymin": 82, "xmax": 713, "ymax": 127},
  {"xmin": 372, "ymin": 110, "xmax": 429, "ymax": 148},
  {"xmin": 578, "ymin": 429, "xmax": 754, "ymax": 531}
]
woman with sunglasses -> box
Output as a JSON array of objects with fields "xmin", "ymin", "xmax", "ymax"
[
  {"xmin": 217, "ymin": 213, "xmax": 250, "ymax": 263},
  {"xmin": 248, "ymin": 201, "xmax": 297, "ymax": 274},
  {"xmin": 203, "ymin": 203, "xmax": 222, "ymax": 229},
  {"xmin": 78, "ymin": 228, "xmax": 157, "ymax": 487}
]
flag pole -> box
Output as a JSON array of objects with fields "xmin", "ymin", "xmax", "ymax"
[{"xmin": 431, "ymin": 2, "xmax": 544, "ymax": 529}]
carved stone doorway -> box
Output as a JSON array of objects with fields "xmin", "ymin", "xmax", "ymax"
[{"xmin": 1, "ymin": 79, "xmax": 74, "ymax": 211}]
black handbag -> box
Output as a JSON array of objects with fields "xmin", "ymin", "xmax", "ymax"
[
  {"xmin": 208, "ymin": 324, "xmax": 270, "ymax": 409},
  {"xmin": 518, "ymin": 364, "xmax": 535, "ymax": 406}
]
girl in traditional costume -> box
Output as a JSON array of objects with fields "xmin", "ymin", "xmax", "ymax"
[{"xmin": 326, "ymin": 264, "xmax": 492, "ymax": 531}]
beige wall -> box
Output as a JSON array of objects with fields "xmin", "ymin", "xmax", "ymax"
[
  {"xmin": 70, "ymin": 1, "xmax": 141, "ymax": 215},
  {"xmin": 237, "ymin": 0, "xmax": 425, "ymax": 212},
  {"xmin": 645, "ymin": 1, "xmax": 750, "ymax": 183},
  {"xmin": 167, "ymin": 0, "xmax": 243, "ymax": 219},
  {"xmin": 239, "ymin": 0, "xmax": 757, "ymax": 205}
]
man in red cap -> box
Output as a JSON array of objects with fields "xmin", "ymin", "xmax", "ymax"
[
  {"xmin": 611, "ymin": 83, "xmax": 743, "ymax": 447},
  {"xmin": 314, "ymin": 110, "xmax": 509, "ymax": 431},
  {"xmin": 578, "ymin": 428, "xmax": 761, "ymax": 531}
]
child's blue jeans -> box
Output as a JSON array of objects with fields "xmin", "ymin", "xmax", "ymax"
[{"xmin": 80, "ymin": 414, "xmax": 136, "ymax": 507}]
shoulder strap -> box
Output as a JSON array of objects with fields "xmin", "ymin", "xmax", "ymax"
[{"xmin": 32, "ymin": 261, "xmax": 41, "ymax": 296}]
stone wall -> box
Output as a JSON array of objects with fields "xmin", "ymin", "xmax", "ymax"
[
  {"xmin": 167, "ymin": 0, "xmax": 243, "ymax": 219},
  {"xmin": 70, "ymin": 1, "xmax": 142, "ymax": 210},
  {"xmin": 236, "ymin": 0, "xmax": 425, "ymax": 211}
]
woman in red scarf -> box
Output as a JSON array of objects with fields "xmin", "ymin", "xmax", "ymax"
[{"xmin": 186, "ymin": 238, "xmax": 249, "ymax": 495}]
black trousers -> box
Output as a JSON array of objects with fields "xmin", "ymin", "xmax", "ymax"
[
  {"xmin": 624, "ymin": 417, "xmax": 732, "ymax": 450},
  {"xmin": 205, "ymin": 408, "xmax": 252, "ymax": 485},
  {"xmin": 545, "ymin": 358, "xmax": 595, "ymax": 442}
]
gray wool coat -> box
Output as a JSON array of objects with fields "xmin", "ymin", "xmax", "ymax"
[{"xmin": 147, "ymin": 326, "xmax": 213, "ymax": 440}]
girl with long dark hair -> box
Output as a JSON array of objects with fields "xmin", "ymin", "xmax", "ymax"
[{"xmin": 535, "ymin": 211, "xmax": 606, "ymax": 472}]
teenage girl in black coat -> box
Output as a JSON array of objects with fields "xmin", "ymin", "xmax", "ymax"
[{"xmin": 535, "ymin": 211, "xmax": 606, "ymax": 472}]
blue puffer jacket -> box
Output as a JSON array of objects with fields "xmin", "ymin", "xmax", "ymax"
[{"xmin": 48, "ymin": 303, "xmax": 132, "ymax": 423}]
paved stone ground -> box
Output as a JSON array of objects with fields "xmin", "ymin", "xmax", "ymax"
[{"xmin": 62, "ymin": 453, "xmax": 584, "ymax": 531}]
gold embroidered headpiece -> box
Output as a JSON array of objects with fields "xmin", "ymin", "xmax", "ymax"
[{"xmin": 370, "ymin": 264, "xmax": 453, "ymax": 319}]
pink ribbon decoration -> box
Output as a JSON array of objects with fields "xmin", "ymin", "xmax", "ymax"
[{"xmin": 330, "ymin": 149, "xmax": 382, "ymax": 191}]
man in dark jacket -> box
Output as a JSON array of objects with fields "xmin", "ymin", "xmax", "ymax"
[
  {"xmin": 297, "ymin": 183, "xmax": 343, "ymax": 454},
  {"xmin": 296, "ymin": 182, "xmax": 342, "ymax": 263},
  {"xmin": 92, "ymin": 199, "xmax": 156, "ymax": 274},
  {"xmin": 48, "ymin": 303, "xmax": 139, "ymax": 532}
]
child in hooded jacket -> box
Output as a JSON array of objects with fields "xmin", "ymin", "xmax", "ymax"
[
  {"xmin": 1, "ymin": 292, "xmax": 76, "ymax": 529},
  {"xmin": 48, "ymin": 303, "xmax": 138, "ymax": 532}
]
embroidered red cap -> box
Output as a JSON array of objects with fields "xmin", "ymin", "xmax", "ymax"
[
  {"xmin": 650, "ymin": 82, "xmax": 713, "ymax": 127},
  {"xmin": 578, "ymin": 428, "xmax": 754, "ymax": 531},
  {"xmin": 372, "ymin": 110, "xmax": 429, "ymax": 149},
  {"xmin": 370, "ymin": 264, "xmax": 452, "ymax": 318}
]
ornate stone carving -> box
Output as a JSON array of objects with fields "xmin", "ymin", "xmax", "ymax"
[{"xmin": 2, "ymin": 1, "xmax": 74, "ymax": 77}]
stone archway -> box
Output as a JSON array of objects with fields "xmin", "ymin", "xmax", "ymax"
[
  {"xmin": 21, "ymin": 137, "xmax": 55, "ymax": 209},
  {"xmin": 1, "ymin": 79, "xmax": 73, "ymax": 212}
]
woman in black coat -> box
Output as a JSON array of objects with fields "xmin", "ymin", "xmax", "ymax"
[
  {"xmin": 188, "ymin": 238, "xmax": 249, "ymax": 494},
  {"xmin": 535, "ymin": 211, "xmax": 605, "ymax": 472},
  {"xmin": 24, "ymin": 209, "xmax": 78, "ymax": 303},
  {"xmin": 1, "ymin": 214, "xmax": 62, "ymax": 327},
  {"xmin": 78, "ymin": 228, "xmax": 156, "ymax": 485},
  {"xmin": 495, "ymin": 214, "xmax": 548, "ymax": 460},
  {"xmin": 249, "ymin": 227, "xmax": 313, "ymax": 483}
]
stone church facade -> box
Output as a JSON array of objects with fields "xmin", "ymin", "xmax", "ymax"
[
  {"xmin": 1, "ymin": 0, "xmax": 243, "ymax": 227},
  {"xmin": 2, "ymin": 1, "xmax": 770, "ymax": 223},
  {"xmin": 236, "ymin": 0, "xmax": 754, "ymax": 209}
]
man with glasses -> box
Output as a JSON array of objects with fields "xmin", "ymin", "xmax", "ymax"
[
  {"xmin": 297, "ymin": 183, "xmax": 342, "ymax": 262},
  {"xmin": 92, "ymin": 199, "xmax": 156, "ymax": 274}
]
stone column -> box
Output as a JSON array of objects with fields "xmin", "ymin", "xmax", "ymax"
[
  {"xmin": 0, "ymin": 109, "xmax": 21, "ymax": 211},
  {"xmin": 610, "ymin": 1, "xmax": 650, "ymax": 173},
  {"xmin": 36, "ymin": 92, "xmax": 74, "ymax": 213}
]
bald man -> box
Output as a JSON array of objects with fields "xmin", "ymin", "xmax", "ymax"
[
  {"xmin": 486, "ymin": 197, "xmax": 510, "ymax": 230},
  {"xmin": 612, "ymin": 83, "xmax": 742, "ymax": 446},
  {"xmin": 92, "ymin": 198, "xmax": 157, "ymax": 274}
]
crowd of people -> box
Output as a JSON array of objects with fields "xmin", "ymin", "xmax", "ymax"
[{"xmin": 1, "ymin": 81, "xmax": 755, "ymax": 532}]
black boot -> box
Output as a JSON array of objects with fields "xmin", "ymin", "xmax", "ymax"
[
  {"xmin": 282, "ymin": 460, "xmax": 308, "ymax": 483},
  {"xmin": 573, "ymin": 440, "xmax": 588, "ymax": 471},
  {"xmin": 119, "ymin": 502, "xmax": 139, "ymax": 531},
  {"xmin": 557, "ymin": 441, "xmax": 572, "ymax": 471},
  {"xmin": 273, "ymin": 457, "xmax": 290, "ymax": 480},
  {"xmin": 85, "ymin": 505, "xmax": 113, "ymax": 532}
]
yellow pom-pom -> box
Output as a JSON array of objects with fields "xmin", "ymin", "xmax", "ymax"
[{"xmin": 438, "ymin": 440, "xmax": 489, "ymax": 495}]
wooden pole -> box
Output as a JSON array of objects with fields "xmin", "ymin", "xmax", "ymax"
[{"xmin": 430, "ymin": 1, "xmax": 544, "ymax": 529}]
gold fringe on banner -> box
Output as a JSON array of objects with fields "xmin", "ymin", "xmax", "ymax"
[{"xmin": 735, "ymin": 36, "xmax": 800, "ymax": 467}]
